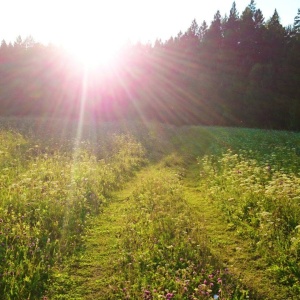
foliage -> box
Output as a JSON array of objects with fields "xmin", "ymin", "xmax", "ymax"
[
  {"xmin": 0, "ymin": 4, "xmax": 299, "ymax": 130},
  {"xmin": 198, "ymin": 144, "xmax": 300, "ymax": 297},
  {"xmin": 109, "ymin": 169, "xmax": 248, "ymax": 299},
  {"xmin": 0, "ymin": 129, "xmax": 145, "ymax": 299},
  {"xmin": 1, "ymin": 121, "xmax": 300, "ymax": 299}
]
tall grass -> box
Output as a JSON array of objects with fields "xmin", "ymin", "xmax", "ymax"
[
  {"xmin": 1, "ymin": 119, "xmax": 300, "ymax": 299},
  {"xmin": 108, "ymin": 168, "xmax": 248, "ymax": 299},
  {"xmin": 198, "ymin": 144, "xmax": 300, "ymax": 297},
  {"xmin": 0, "ymin": 129, "xmax": 145, "ymax": 299}
]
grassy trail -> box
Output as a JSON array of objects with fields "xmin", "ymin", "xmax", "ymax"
[
  {"xmin": 50, "ymin": 167, "xmax": 154, "ymax": 299},
  {"xmin": 183, "ymin": 163, "xmax": 290, "ymax": 300},
  {"xmin": 2, "ymin": 122, "xmax": 299, "ymax": 299},
  {"xmin": 51, "ymin": 157, "xmax": 290, "ymax": 300}
]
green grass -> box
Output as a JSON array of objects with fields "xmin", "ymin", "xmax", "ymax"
[
  {"xmin": 48, "ymin": 163, "xmax": 248, "ymax": 300},
  {"xmin": 197, "ymin": 148, "xmax": 300, "ymax": 298},
  {"xmin": 0, "ymin": 126, "xmax": 146, "ymax": 299},
  {"xmin": 0, "ymin": 118, "xmax": 300, "ymax": 299}
]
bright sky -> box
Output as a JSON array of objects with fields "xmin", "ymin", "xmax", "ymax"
[{"xmin": 0, "ymin": 0, "xmax": 298, "ymax": 53}]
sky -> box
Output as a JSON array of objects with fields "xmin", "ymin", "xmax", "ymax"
[{"xmin": 0, "ymin": 0, "xmax": 298, "ymax": 47}]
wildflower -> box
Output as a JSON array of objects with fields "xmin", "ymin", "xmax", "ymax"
[
  {"xmin": 143, "ymin": 290, "xmax": 152, "ymax": 300},
  {"xmin": 166, "ymin": 292, "xmax": 174, "ymax": 299},
  {"xmin": 214, "ymin": 295, "xmax": 219, "ymax": 299}
]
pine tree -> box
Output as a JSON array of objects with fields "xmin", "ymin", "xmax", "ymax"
[
  {"xmin": 254, "ymin": 9, "xmax": 264, "ymax": 29},
  {"xmin": 198, "ymin": 21, "xmax": 208, "ymax": 42},
  {"xmin": 23, "ymin": 35, "xmax": 35, "ymax": 49},
  {"xmin": 0, "ymin": 40, "xmax": 7, "ymax": 50},
  {"xmin": 265, "ymin": 9, "xmax": 285, "ymax": 63},
  {"xmin": 223, "ymin": 2, "xmax": 240, "ymax": 48},
  {"xmin": 248, "ymin": 0, "xmax": 256, "ymax": 15},
  {"xmin": 294, "ymin": 9, "xmax": 300, "ymax": 34},
  {"xmin": 14, "ymin": 35, "xmax": 23, "ymax": 48},
  {"xmin": 204, "ymin": 10, "xmax": 222, "ymax": 52},
  {"xmin": 187, "ymin": 19, "xmax": 199, "ymax": 37},
  {"xmin": 239, "ymin": 5, "xmax": 255, "ymax": 68},
  {"xmin": 183, "ymin": 19, "xmax": 200, "ymax": 50}
]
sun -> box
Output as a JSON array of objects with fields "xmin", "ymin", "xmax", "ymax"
[
  {"xmin": 58, "ymin": 2, "xmax": 125, "ymax": 69},
  {"xmin": 63, "ymin": 27, "xmax": 122, "ymax": 69},
  {"xmin": 67, "ymin": 41, "xmax": 119, "ymax": 69}
]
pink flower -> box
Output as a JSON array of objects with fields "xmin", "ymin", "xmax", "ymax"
[{"xmin": 166, "ymin": 292, "xmax": 174, "ymax": 299}]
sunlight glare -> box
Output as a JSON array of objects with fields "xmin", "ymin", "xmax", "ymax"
[
  {"xmin": 67, "ymin": 41, "xmax": 119, "ymax": 68},
  {"xmin": 60, "ymin": 1, "xmax": 125, "ymax": 69}
]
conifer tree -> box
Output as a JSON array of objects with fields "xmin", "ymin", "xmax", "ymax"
[
  {"xmin": 294, "ymin": 9, "xmax": 300, "ymax": 34},
  {"xmin": 223, "ymin": 2, "xmax": 240, "ymax": 48},
  {"xmin": 14, "ymin": 35, "xmax": 23, "ymax": 48},
  {"xmin": 204, "ymin": 10, "xmax": 222, "ymax": 52},
  {"xmin": 198, "ymin": 21, "xmax": 208, "ymax": 42},
  {"xmin": 265, "ymin": 9, "xmax": 285, "ymax": 63}
]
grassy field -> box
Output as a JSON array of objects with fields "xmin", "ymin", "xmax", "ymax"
[{"xmin": 0, "ymin": 118, "xmax": 300, "ymax": 299}]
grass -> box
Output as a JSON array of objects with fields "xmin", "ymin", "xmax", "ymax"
[
  {"xmin": 0, "ymin": 118, "xmax": 300, "ymax": 299},
  {"xmin": 196, "ymin": 148, "xmax": 300, "ymax": 298},
  {"xmin": 49, "ymin": 163, "xmax": 248, "ymax": 300},
  {"xmin": 0, "ymin": 124, "xmax": 146, "ymax": 299},
  {"xmin": 183, "ymin": 163, "xmax": 285, "ymax": 299}
]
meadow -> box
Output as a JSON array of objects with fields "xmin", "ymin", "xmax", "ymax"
[{"xmin": 0, "ymin": 118, "xmax": 300, "ymax": 299}]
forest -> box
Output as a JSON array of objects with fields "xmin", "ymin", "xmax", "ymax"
[
  {"xmin": 0, "ymin": 1, "xmax": 300, "ymax": 130},
  {"xmin": 2, "ymin": 2, "xmax": 300, "ymax": 299}
]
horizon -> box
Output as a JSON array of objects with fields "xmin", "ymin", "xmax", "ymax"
[{"xmin": 0, "ymin": 0, "xmax": 298, "ymax": 48}]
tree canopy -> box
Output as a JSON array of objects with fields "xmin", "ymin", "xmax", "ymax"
[{"xmin": 0, "ymin": 2, "xmax": 300, "ymax": 130}]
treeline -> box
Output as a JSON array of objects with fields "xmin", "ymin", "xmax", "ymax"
[{"xmin": 0, "ymin": 1, "xmax": 300, "ymax": 130}]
